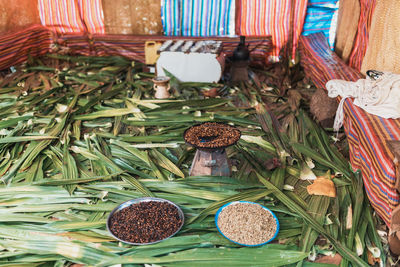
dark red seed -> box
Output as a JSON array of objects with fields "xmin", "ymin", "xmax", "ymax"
[{"xmin": 109, "ymin": 201, "xmax": 182, "ymax": 244}]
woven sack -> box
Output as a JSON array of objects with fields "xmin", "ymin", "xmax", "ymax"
[
  {"xmin": 361, "ymin": 0, "xmax": 400, "ymax": 75},
  {"xmin": 0, "ymin": 0, "xmax": 40, "ymax": 34},
  {"xmin": 102, "ymin": 0, "xmax": 162, "ymax": 35}
]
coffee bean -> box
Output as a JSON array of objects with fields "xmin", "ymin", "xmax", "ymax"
[{"xmin": 109, "ymin": 201, "xmax": 183, "ymax": 244}]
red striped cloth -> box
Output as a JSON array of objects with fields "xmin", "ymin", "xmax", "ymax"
[
  {"xmin": 237, "ymin": 0, "xmax": 308, "ymax": 60},
  {"xmin": 299, "ymin": 32, "xmax": 400, "ymax": 225},
  {"xmin": 54, "ymin": 34, "xmax": 272, "ymax": 66},
  {"xmin": 78, "ymin": 0, "xmax": 105, "ymax": 34},
  {"xmin": 0, "ymin": 25, "xmax": 52, "ymax": 71},
  {"xmin": 38, "ymin": 0, "xmax": 105, "ymax": 34},
  {"xmin": 348, "ymin": 0, "xmax": 376, "ymax": 71},
  {"xmin": 292, "ymin": 0, "xmax": 308, "ymax": 59}
]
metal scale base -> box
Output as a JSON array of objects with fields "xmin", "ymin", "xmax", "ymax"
[{"xmin": 189, "ymin": 148, "xmax": 231, "ymax": 177}]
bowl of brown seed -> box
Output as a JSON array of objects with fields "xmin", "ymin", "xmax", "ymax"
[
  {"xmin": 107, "ymin": 197, "xmax": 184, "ymax": 245},
  {"xmin": 215, "ymin": 201, "xmax": 279, "ymax": 246},
  {"xmin": 183, "ymin": 122, "xmax": 241, "ymax": 150}
]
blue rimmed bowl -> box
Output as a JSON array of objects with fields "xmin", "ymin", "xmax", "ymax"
[{"xmin": 215, "ymin": 201, "xmax": 280, "ymax": 247}]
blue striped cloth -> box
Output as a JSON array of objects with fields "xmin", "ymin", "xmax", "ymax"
[
  {"xmin": 302, "ymin": 0, "xmax": 339, "ymax": 49},
  {"xmin": 161, "ymin": 0, "xmax": 235, "ymax": 37},
  {"xmin": 162, "ymin": 0, "xmax": 181, "ymax": 36},
  {"xmin": 307, "ymin": 0, "xmax": 338, "ymax": 8}
]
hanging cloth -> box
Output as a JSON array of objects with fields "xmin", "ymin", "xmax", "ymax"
[
  {"xmin": 326, "ymin": 71, "xmax": 400, "ymax": 131},
  {"xmin": 161, "ymin": 0, "xmax": 235, "ymax": 37}
]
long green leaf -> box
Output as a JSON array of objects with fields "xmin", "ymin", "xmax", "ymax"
[{"xmin": 256, "ymin": 173, "xmax": 368, "ymax": 267}]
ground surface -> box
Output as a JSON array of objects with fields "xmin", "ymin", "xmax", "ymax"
[{"xmin": 0, "ymin": 54, "xmax": 387, "ymax": 266}]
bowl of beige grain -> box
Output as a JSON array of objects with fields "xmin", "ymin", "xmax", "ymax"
[{"xmin": 215, "ymin": 201, "xmax": 279, "ymax": 246}]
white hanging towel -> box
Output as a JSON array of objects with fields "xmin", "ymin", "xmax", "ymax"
[{"xmin": 326, "ymin": 72, "xmax": 400, "ymax": 131}]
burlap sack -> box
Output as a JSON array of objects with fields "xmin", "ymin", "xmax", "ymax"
[
  {"xmin": 102, "ymin": 0, "xmax": 163, "ymax": 35},
  {"xmin": 334, "ymin": 0, "xmax": 360, "ymax": 62},
  {"xmin": 0, "ymin": 0, "xmax": 40, "ymax": 34},
  {"xmin": 361, "ymin": 0, "xmax": 400, "ymax": 75},
  {"xmin": 310, "ymin": 88, "xmax": 338, "ymax": 128}
]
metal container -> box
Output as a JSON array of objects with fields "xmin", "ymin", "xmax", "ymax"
[
  {"xmin": 106, "ymin": 197, "xmax": 185, "ymax": 245},
  {"xmin": 183, "ymin": 122, "xmax": 241, "ymax": 151},
  {"xmin": 183, "ymin": 122, "xmax": 241, "ymax": 177},
  {"xmin": 215, "ymin": 201, "xmax": 280, "ymax": 247}
]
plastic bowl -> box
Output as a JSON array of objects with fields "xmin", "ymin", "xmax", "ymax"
[
  {"xmin": 215, "ymin": 201, "xmax": 280, "ymax": 247},
  {"xmin": 106, "ymin": 197, "xmax": 184, "ymax": 245}
]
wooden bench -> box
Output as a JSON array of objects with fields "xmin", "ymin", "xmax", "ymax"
[
  {"xmin": 54, "ymin": 34, "xmax": 272, "ymax": 67},
  {"xmin": 0, "ymin": 25, "xmax": 272, "ymax": 71}
]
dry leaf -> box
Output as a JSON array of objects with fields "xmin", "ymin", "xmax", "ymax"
[
  {"xmin": 264, "ymin": 157, "xmax": 281, "ymax": 170},
  {"xmin": 307, "ymin": 177, "xmax": 336, "ymax": 197},
  {"xmin": 287, "ymin": 90, "xmax": 302, "ymax": 111},
  {"xmin": 367, "ymin": 249, "xmax": 381, "ymax": 265},
  {"xmin": 202, "ymin": 88, "xmax": 219, "ymax": 98},
  {"xmin": 39, "ymin": 73, "xmax": 51, "ymax": 91},
  {"xmin": 315, "ymin": 254, "xmax": 342, "ymax": 265}
]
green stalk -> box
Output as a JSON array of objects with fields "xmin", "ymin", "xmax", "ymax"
[{"xmin": 256, "ymin": 173, "xmax": 368, "ymax": 267}]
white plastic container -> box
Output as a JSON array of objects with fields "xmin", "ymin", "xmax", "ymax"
[{"xmin": 156, "ymin": 40, "xmax": 224, "ymax": 83}]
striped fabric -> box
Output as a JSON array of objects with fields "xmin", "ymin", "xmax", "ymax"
[
  {"xmin": 78, "ymin": 0, "xmax": 105, "ymax": 34},
  {"xmin": 299, "ymin": 32, "xmax": 400, "ymax": 226},
  {"xmin": 54, "ymin": 34, "xmax": 272, "ymax": 66},
  {"xmin": 236, "ymin": 0, "xmax": 308, "ymax": 60},
  {"xmin": 299, "ymin": 32, "xmax": 361, "ymax": 88},
  {"xmin": 302, "ymin": 0, "xmax": 339, "ymax": 49},
  {"xmin": 0, "ymin": 25, "xmax": 52, "ymax": 71},
  {"xmin": 38, "ymin": 0, "xmax": 105, "ymax": 34},
  {"xmin": 161, "ymin": 0, "xmax": 236, "ymax": 37},
  {"xmin": 348, "ymin": 0, "xmax": 376, "ymax": 71},
  {"xmin": 162, "ymin": 0, "xmax": 181, "ymax": 36},
  {"xmin": 38, "ymin": 0, "xmax": 86, "ymax": 33},
  {"xmin": 292, "ymin": 0, "xmax": 309, "ymax": 59}
]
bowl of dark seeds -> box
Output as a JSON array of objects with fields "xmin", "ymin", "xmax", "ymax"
[
  {"xmin": 107, "ymin": 197, "xmax": 184, "ymax": 245},
  {"xmin": 215, "ymin": 201, "xmax": 279, "ymax": 246},
  {"xmin": 183, "ymin": 122, "xmax": 241, "ymax": 149}
]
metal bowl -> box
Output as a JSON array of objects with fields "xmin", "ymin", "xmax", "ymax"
[
  {"xmin": 106, "ymin": 197, "xmax": 185, "ymax": 245},
  {"xmin": 183, "ymin": 121, "xmax": 241, "ymax": 150},
  {"xmin": 215, "ymin": 201, "xmax": 280, "ymax": 247}
]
